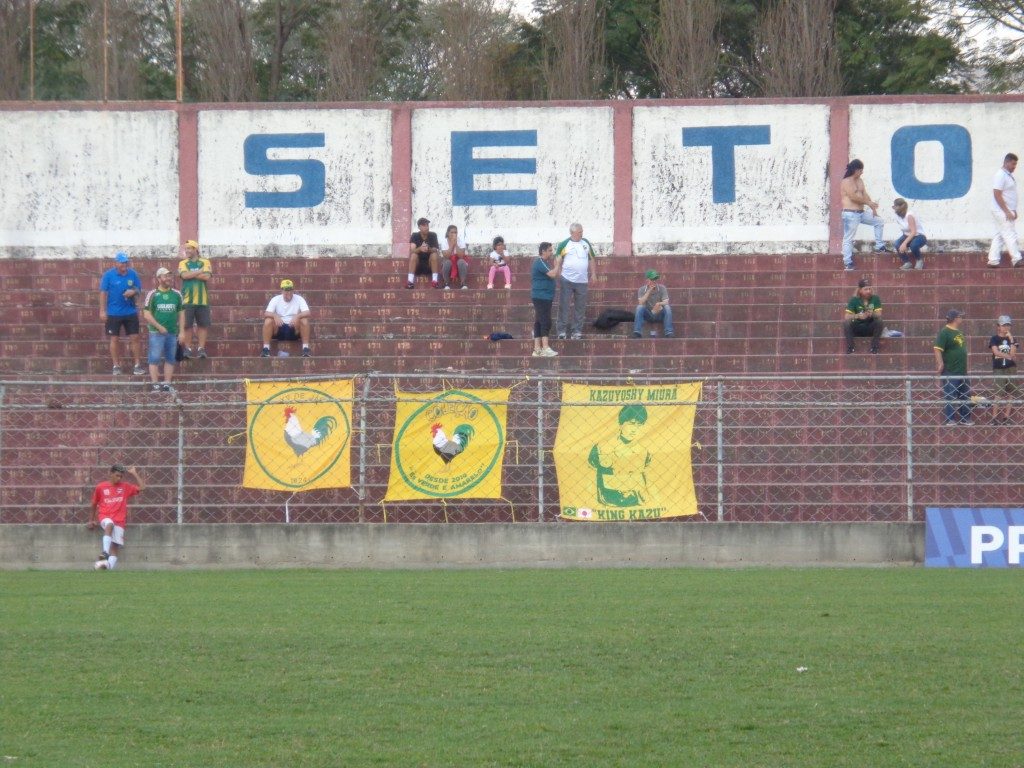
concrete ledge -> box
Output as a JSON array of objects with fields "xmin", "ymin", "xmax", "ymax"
[{"xmin": 0, "ymin": 523, "xmax": 924, "ymax": 570}]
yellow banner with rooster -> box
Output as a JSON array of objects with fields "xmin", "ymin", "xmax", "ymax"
[
  {"xmin": 243, "ymin": 379, "xmax": 353, "ymax": 491},
  {"xmin": 385, "ymin": 387, "xmax": 509, "ymax": 500},
  {"xmin": 554, "ymin": 382, "xmax": 702, "ymax": 520}
]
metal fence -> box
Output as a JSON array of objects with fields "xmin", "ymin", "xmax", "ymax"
[{"xmin": 1, "ymin": 372, "xmax": 1021, "ymax": 524}]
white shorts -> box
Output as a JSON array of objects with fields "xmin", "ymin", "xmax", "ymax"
[{"xmin": 99, "ymin": 519, "xmax": 125, "ymax": 546}]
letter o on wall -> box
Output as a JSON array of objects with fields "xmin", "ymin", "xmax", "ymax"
[{"xmin": 890, "ymin": 124, "xmax": 972, "ymax": 200}]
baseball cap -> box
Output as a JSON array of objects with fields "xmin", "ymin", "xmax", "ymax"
[
  {"xmin": 110, "ymin": 464, "xmax": 126, "ymax": 474},
  {"xmin": 946, "ymin": 309, "xmax": 964, "ymax": 322},
  {"xmin": 114, "ymin": 252, "xmax": 129, "ymax": 263},
  {"xmin": 998, "ymin": 314, "xmax": 1012, "ymax": 326},
  {"xmin": 281, "ymin": 279, "xmax": 294, "ymax": 290},
  {"xmin": 645, "ymin": 269, "xmax": 660, "ymax": 280},
  {"xmin": 184, "ymin": 239, "xmax": 200, "ymax": 251},
  {"xmin": 417, "ymin": 217, "xmax": 430, "ymax": 226},
  {"xmin": 857, "ymin": 278, "xmax": 871, "ymax": 288},
  {"xmin": 155, "ymin": 267, "xmax": 170, "ymax": 277}
]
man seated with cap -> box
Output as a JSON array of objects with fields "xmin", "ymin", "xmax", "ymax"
[
  {"xmin": 407, "ymin": 217, "xmax": 441, "ymax": 289},
  {"xmin": 633, "ymin": 269, "xmax": 674, "ymax": 338},
  {"xmin": 843, "ymin": 277, "xmax": 884, "ymax": 354},
  {"xmin": 261, "ymin": 279, "xmax": 312, "ymax": 358}
]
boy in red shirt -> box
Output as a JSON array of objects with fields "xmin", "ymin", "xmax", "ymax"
[{"xmin": 88, "ymin": 464, "xmax": 144, "ymax": 570}]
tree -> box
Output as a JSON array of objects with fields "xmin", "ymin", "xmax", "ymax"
[
  {"xmin": 189, "ymin": 0, "xmax": 257, "ymax": 101},
  {"xmin": 751, "ymin": 0, "xmax": 842, "ymax": 97},
  {"xmin": 643, "ymin": 0, "xmax": 721, "ymax": 98},
  {"xmin": 0, "ymin": 0, "xmax": 30, "ymax": 99},
  {"xmin": 540, "ymin": 0, "xmax": 606, "ymax": 99}
]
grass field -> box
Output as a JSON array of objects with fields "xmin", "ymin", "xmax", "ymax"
[{"xmin": 1, "ymin": 568, "xmax": 1021, "ymax": 768}]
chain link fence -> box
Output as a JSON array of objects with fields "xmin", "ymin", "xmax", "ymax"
[{"xmin": 1, "ymin": 373, "xmax": 1021, "ymax": 524}]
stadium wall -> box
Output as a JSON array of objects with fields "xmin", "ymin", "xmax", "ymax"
[
  {"xmin": 0, "ymin": 522, "xmax": 923, "ymax": 570},
  {"xmin": 1, "ymin": 96, "xmax": 1022, "ymax": 259}
]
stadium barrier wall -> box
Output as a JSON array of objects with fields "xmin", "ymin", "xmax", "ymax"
[
  {"xmin": 0, "ymin": 522, "xmax": 923, "ymax": 570},
  {"xmin": 2, "ymin": 95, "xmax": 1023, "ymax": 258}
]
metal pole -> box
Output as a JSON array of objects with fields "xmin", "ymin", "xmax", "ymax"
[
  {"xmin": 716, "ymin": 379, "xmax": 725, "ymax": 522},
  {"xmin": 102, "ymin": 0, "xmax": 109, "ymax": 101},
  {"xmin": 28, "ymin": 1, "xmax": 35, "ymax": 100},
  {"xmin": 357, "ymin": 375, "xmax": 371, "ymax": 522},
  {"xmin": 175, "ymin": 0, "xmax": 183, "ymax": 102},
  {"xmin": 536, "ymin": 379, "xmax": 545, "ymax": 522},
  {"xmin": 905, "ymin": 378, "xmax": 914, "ymax": 522},
  {"xmin": 176, "ymin": 403, "xmax": 185, "ymax": 524}
]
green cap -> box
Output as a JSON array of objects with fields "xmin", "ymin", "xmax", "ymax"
[{"xmin": 645, "ymin": 269, "xmax": 660, "ymax": 280}]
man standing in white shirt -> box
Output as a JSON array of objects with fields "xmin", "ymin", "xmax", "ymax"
[
  {"xmin": 987, "ymin": 152, "xmax": 1021, "ymax": 269},
  {"xmin": 553, "ymin": 223, "xmax": 597, "ymax": 340},
  {"xmin": 261, "ymin": 279, "xmax": 312, "ymax": 357}
]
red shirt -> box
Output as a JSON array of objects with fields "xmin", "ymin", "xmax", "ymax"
[{"xmin": 92, "ymin": 481, "xmax": 140, "ymax": 527}]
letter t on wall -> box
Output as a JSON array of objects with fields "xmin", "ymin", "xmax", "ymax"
[{"xmin": 682, "ymin": 125, "xmax": 771, "ymax": 204}]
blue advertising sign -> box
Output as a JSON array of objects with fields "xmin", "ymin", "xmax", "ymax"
[{"xmin": 925, "ymin": 507, "xmax": 1024, "ymax": 568}]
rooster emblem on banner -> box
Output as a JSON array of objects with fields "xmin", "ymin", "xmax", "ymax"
[
  {"xmin": 283, "ymin": 406, "xmax": 337, "ymax": 457},
  {"xmin": 430, "ymin": 422, "xmax": 475, "ymax": 464}
]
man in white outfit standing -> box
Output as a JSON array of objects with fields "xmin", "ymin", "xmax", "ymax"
[{"xmin": 987, "ymin": 152, "xmax": 1022, "ymax": 269}]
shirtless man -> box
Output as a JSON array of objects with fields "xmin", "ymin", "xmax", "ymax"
[{"xmin": 840, "ymin": 159, "xmax": 889, "ymax": 271}]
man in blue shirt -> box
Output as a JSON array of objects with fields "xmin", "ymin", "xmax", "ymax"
[{"xmin": 99, "ymin": 252, "xmax": 145, "ymax": 375}]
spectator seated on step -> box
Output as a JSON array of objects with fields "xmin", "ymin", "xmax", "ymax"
[
  {"xmin": 407, "ymin": 217, "xmax": 441, "ymax": 289},
  {"xmin": 842, "ymin": 277, "xmax": 884, "ymax": 354},
  {"xmin": 632, "ymin": 269, "xmax": 674, "ymax": 338},
  {"xmin": 261, "ymin": 279, "xmax": 312, "ymax": 358},
  {"xmin": 440, "ymin": 224, "xmax": 470, "ymax": 290}
]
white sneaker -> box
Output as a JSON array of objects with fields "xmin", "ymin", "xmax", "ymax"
[
  {"xmin": 532, "ymin": 349, "xmax": 545, "ymax": 357},
  {"xmin": 542, "ymin": 347, "xmax": 559, "ymax": 357},
  {"xmin": 94, "ymin": 560, "xmax": 108, "ymax": 570},
  {"xmin": 460, "ymin": 285, "xmax": 468, "ymax": 290}
]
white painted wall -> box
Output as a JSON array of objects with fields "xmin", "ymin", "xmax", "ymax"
[
  {"xmin": 411, "ymin": 107, "xmax": 614, "ymax": 252},
  {"xmin": 632, "ymin": 104, "xmax": 830, "ymax": 254},
  {"xmin": 198, "ymin": 109, "xmax": 392, "ymax": 255},
  {"xmin": 0, "ymin": 110, "xmax": 178, "ymax": 256},
  {"xmin": 849, "ymin": 102, "xmax": 1024, "ymax": 245}
]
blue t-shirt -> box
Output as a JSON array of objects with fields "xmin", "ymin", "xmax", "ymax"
[
  {"xmin": 531, "ymin": 258, "xmax": 555, "ymax": 300},
  {"xmin": 100, "ymin": 268, "xmax": 142, "ymax": 317}
]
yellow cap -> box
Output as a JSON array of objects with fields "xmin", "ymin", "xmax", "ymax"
[
  {"xmin": 184, "ymin": 239, "xmax": 199, "ymax": 251},
  {"xmin": 280, "ymin": 279, "xmax": 294, "ymax": 289}
]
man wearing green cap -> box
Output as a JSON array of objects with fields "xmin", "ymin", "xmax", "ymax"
[{"xmin": 633, "ymin": 269, "xmax": 673, "ymax": 338}]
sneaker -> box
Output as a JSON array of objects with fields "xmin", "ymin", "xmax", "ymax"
[
  {"xmin": 1014, "ymin": 259, "xmax": 1023, "ymax": 268},
  {"xmin": 132, "ymin": 363, "xmax": 146, "ymax": 375},
  {"xmin": 844, "ymin": 265, "xmax": 854, "ymax": 271},
  {"xmin": 406, "ymin": 281, "xmax": 415, "ymax": 289},
  {"xmin": 160, "ymin": 383, "xmax": 174, "ymax": 393},
  {"xmin": 874, "ymin": 245, "xmax": 891, "ymax": 253},
  {"xmin": 571, "ymin": 332, "xmax": 583, "ymax": 340},
  {"xmin": 431, "ymin": 280, "xmax": 440, "ymax": 289},
  {"xmin": 870, "ymin": 345, "xmax": 879, "ymax": 354},
  {"xmin": 649, "ymin": 330, "xmax": 657, "ymax": 337},
  {"xmin": 846, "ymin": 346, "xmax": 854, "ymax": 354},
  {"xmin": 460, "ymin": 285, "xmax": 468, "ymax": 290},
  {"xmin": 665, "ymin": 333, "xmax": 675, "ymax": 338},
  {"xmin": 487, "ymin": 284, "xmax": 494, "ymax": 289},
  {"xmin": 260, "ymin": 348, "xmax": 270, "ymax": 358},
  {"xmin": 899, "ymin": 262, "xmax": 912, "ymax": 271},
  {"xmin": 505, "ymin": 284, "xmax": 511, "ymax": 289},
  {"xmin": 632, "ymin": 332, "xmax": 642, "ymax": 338},
  {"xmin": 98, "ymin": 551, "xmax": 108, "ymax": 561},
  {"xmin": 961, "ymin": 420, "xmax": 975, "ymax": 426},
  {"xmin": 94, "ymin": 560, "xmax": 108, "ymax": 570},
  {"xmin": 151, "ymin": 383, "xmax": 162, "ymax": 393},
  {"xmin": 532, "ymin": 349, "xmax": 545, "ymax": 357},
  {"xmin": 197, "ymin": 347, "xmax": 208, "ymax": 358},
  {"xmin": 182, "ymin": 347, "xmax": 194, "ymax": 359},
  {"xmin": 557, "ymin": 333, "xmax": 567, "ymax": 340},
  {"xmin": 987, "ymin": 263, "xmax": 1000, "ymax": 269},
  {"xmin": 302, "ymin": 347, "xmax": 312, "ymax": 357},
  {"xmin": 914, "ymin": 260, "xmax": 924, "ymax": 270},
  {"xmin": 444, "ymin": 285, "xmax": 451, "ymax": 290},
  {"xmin": 541, "ymin": 347, "xmax": 558, "ymax": 357},
  {"xmin": 111, "ymin": 365, "xmax": 122, "ymax": 375}
]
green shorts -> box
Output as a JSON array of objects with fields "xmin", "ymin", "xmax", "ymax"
[{"xmin": 994, "ymin": 375, "xmax": 1019, "ymax": 395}]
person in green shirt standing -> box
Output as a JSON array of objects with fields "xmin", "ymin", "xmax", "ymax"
[
  {"xmin": 143, "ymin": 268, "xmax": 184, "ymax": 393},
  {"xmin": 177, "ymin": 239, "xmax": 212, "ymax": 358},
  {"xmin": 934, "ymin": 309, "xmax": 973, "ymax": 425},
  {"xmin": 843, "ymin": 277, "xmax": 884, "ymax": 354}
]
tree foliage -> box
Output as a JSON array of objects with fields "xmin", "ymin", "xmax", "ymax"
[{"xmin": 0, "ymin": 0, "xmax": 982, "ymax": 101}]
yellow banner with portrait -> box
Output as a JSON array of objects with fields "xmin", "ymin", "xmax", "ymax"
[
  {"xmin": 554, "ymin": 382, "xmax": 702, "ymax": 520},
  {"xmin": 385, "ymin": 387, "xmax": 509, "ymax": 500},
  {"xmin": 243, "ymin": 379, "xmax": 353, "ymax": 491}
]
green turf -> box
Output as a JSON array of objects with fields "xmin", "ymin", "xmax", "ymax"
[{"xmin": 0, "ymin": 568, "xmax": 1021, "ymax": 767}]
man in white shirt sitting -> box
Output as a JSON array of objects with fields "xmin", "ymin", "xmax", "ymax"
[
  {"xmin": 987, "ymin": 152, "xmax": 1022, "ymax": 269},
  {"xmin": 261, "ymin": 279, "xmax": 312, "ymax": 357}
]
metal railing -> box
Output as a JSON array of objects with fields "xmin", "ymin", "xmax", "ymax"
[{"xmin": 1, "ymin": 372, "xmax": 1020, "ymax": 524}]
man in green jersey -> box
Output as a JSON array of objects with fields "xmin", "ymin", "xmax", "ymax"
[
  {"xmin": 843, "ymin": 278, "xmax": 884, "ymax": 354},
  {"xmin": 143, "ymin": 268, "xmax": 184, "ymax": 393},
  {"xmin": 934, "ymin": 309, "xmax": 973, "ymax": 424},
  {"xmin": 177, "ymin": 240, "xmax": 212, "ymax": 358}
]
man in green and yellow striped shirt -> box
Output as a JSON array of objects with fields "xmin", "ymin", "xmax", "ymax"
[{"xmin": 177, "ymin": 239, "xmax": 212, "ymax": 359}]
